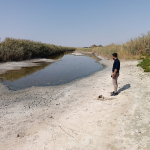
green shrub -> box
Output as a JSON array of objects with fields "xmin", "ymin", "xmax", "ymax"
[{"xmin": 137, "ymin": 56, "xmax": 150, "ymax": 72}]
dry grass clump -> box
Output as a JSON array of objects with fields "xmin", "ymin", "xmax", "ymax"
[
  {"xmin": 123, "ymin": 32, "xmax": 150, "ymax": 56},
  {"xmin": 92, "ymin": 44, "xmax": 133, "ymax": 59},
  {"xmin": 77, "ymin": 32, "xmax": 150, "ymax": 60},
  {"xmin": 0, "ymin": 38, "xmax": 75, "ymax": 62}
]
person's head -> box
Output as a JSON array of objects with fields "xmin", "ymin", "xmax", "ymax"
[{"xmin": 112, "ymin": 53, "xmax": 118, "ymax": 60}]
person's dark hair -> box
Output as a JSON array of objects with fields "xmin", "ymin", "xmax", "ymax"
[{"xmin": 112, "ymin": 53, "xmax": 118, "ymax": 57}]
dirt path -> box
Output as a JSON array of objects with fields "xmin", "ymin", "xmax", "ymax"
[{"xmin": 0, "ymin": 56, "xmax": 150, "ymax": 150}]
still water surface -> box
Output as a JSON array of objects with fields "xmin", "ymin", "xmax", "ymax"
[{"xmin": 0, "ymin": 53, "xmax": 103, "ymax": 90}]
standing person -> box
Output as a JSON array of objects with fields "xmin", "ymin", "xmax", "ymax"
[{"xmin": 111, "ymin": 53, "xmax": 120, "ymax": 96}]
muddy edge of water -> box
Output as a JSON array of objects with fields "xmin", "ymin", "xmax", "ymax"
[{"xmin": 0, "ymin": 52, "xmax": 105, "ymax": 91}]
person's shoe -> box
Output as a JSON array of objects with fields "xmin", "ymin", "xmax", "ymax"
[
  {"xmin": 110, "ymin": 91, "xmax": 115, "ymax": 94},
  {"xmin": 111, "ymin": 92, "xmax": 118, "ymax": 96}
]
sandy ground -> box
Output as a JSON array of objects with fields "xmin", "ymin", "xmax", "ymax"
[{"xmin": 0, "ymin": 56, "xmax": 150, "ymax": 150}]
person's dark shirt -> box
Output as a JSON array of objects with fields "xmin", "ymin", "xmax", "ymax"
[{"xmin": 112, "ymin": 58, "xmax": 120, "ymax": 73}]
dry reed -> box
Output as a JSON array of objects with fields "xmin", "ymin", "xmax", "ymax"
[{"xmin": 0, "ymin": 38, "xmax": 75, "ymax": 62}]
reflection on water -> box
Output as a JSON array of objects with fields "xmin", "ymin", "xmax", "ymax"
[
  {"xmin": 83, "ymin": 53, "xmax": 100, "ymax": 62},
  {"xmin": 0, "ymin": 53, "xmax": 103, "ymax": 90},
  {"xmin": 47, "ymin": 51, "xmax": 73, "ymax": 60},
  {"xmin": 47, "ymin": 52, "xmax": 65, "ymax": 60},
  {"xmin": 0, "ymin": 64, "xmax": 49, "ymax": 81}
]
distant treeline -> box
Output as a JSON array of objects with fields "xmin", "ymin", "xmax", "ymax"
[
  {"xmin": 83, "ymin": 44, "xmax": 103, "ymax": 48},
  {"xmin": 0, "ymin": 38, "xmax": 75, "ymax": 62}
]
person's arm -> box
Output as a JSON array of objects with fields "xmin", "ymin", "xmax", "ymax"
[{"xmin": 112, "ymin": 69, "xmax": 117, "ymax": 78}]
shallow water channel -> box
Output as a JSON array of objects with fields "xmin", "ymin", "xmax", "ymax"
[{"xmin": 0, "ymin": 53, "xmax": 103, "ymax": 90}]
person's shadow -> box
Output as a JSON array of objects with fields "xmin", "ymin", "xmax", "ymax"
[{"xmin": 118, "ymin": 84, "xmax": 131, "ymax": 94}]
